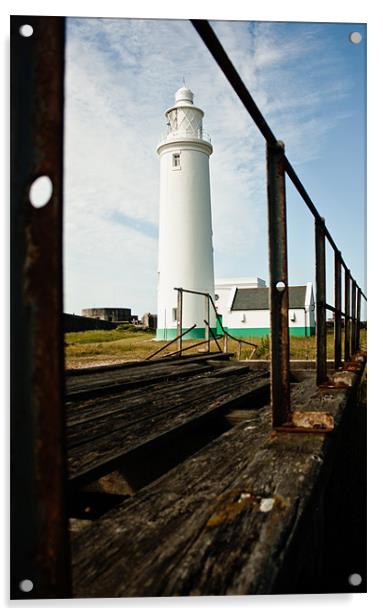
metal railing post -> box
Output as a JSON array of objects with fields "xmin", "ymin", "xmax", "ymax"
[
  {"xmin": 315, "ymin": 217, "xmax": 327, "ymax": 385},
  {"xmin": 176, "ymin": 288, "xmax": 183, "ymax": 354},
  {"xmin": 267, "ymin": 140, "xmax": 291, "ymax": 427},
  {"xmin": 344, "ymin": 268, "xmax": 351, "ymax": 362},
  {"xmin": 10, "ymin": 16, "xmax": 71, "ymax": 599},
  {"xmin": 205, "ymin": 294, "xmax": 210, "ymax": 352},
  {"xmin": 334, "ymin": 250, "xmax": 342, "ymax": 368},
  {"xmin": 351, "ymin": 279, "xmax": 357, "ymax": 354},
  {"xmin": 223, "ymin": 333, "xmax": 228, "ymax": 353},
  {"xmin": 356, "ymin": 287, "xmax": 362, "ymax": 351}
]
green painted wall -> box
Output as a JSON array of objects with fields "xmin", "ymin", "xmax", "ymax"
[
  {"xmin": 216, "ymin": 314, "xmax": 224, "ymax": 336},
  {"xmin": 156, "ymin": 325, "xmax": 315, "ymax": 340},
  {"xmin": 220, "ymin": 326, "xmax": 315, "ymax": 338}
]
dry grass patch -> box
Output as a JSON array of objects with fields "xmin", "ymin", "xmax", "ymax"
[{"xmin": 65, "ymin": 328, "xmax": 366, "ymax": 369}]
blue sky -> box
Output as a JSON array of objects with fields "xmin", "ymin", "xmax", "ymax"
[{"xmin": 63, "ymin": 18, "xmax": 366, "ymax": 318}]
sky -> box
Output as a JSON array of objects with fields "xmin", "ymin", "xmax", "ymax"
[{"xmin": 63, "ymin": 17, "xmax": 366, "ymax": 318}]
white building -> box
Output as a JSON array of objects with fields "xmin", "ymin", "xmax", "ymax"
[
  {"xmin": 156, "ymin": 86, "xmax": 214, "ymax": 340},
  {"xmin": 215, "ymin": 279, "xmax": 315, "ymax": 337}
]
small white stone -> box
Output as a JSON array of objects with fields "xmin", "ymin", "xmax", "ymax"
[
  {"xmin": 260, "ymin": 497, "xmax": 275, "ymax": 512},
  {"xmin": 239, "ymin": 492, "xmax": 252, "ymax": 501}
]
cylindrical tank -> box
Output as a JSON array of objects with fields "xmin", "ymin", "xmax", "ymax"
[{"xmin": 156, "ymin": 87, "xmax": 215, "ymax": 340}]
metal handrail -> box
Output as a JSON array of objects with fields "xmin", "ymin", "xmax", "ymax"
[
  {"xmin": 145, "ymin": 323, "xmax": 197, "ymax": 360},
  {"xmin": 191, "ymin": 19, "xmax": 366, "ymax": 427},
  {"xmin": 191, "ymin": 20, "xmax": 366, "ymax": 300},
  {"xmin": 203, "ymin": 319, "xmax": 223, "ymax": 353},
  {"xmin": 174, "ymin": 286, "xmax": 258, "ymax": 355},
  {"xmin": 162, "ymin": 336, "xmax": 223, "ymax": 358}
]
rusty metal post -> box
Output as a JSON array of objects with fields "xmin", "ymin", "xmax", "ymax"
[
  {"xmin": 205, "ymin": 294, "xmax": 210, "ymax": 352},
  {"xmin": 315, "ymin": 217, "xmax": 327, "ymax": 385},
  {"xmin": 11, "ymin": 16, "xmax": 71, "ymax": 598},
  {"xmin": 176, "ymin": 288, "xmax": 183, "ymax": 354},
  {"xmin": 334, "ymin": 250, "xmax": 342, "ymax": 368},
  {"xmin": 267, "ymin": 141, "xmax": 291, "ymax": 427},
  {"xmin": 356, "ymin": 287, "xmax": 362, "ymax": 351},
  {"xmin": 351, "ymin": 279, "xmax": 357, "ymax": 354},
  {"xmin": 344, "ymin": 268, "xmax": 351, "ymax": 362}
]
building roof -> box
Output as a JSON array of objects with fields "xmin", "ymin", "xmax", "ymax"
[
  {"xmin": 215, "ymin": 276, "xmax": 266, "ymax": 289},
  {"xmin": 231, "ymin": 286, "xmax": 308, "ymax": 311}
]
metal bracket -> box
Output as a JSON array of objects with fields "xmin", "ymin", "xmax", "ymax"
[
  {"xmin": 274, "ymin": 410, "xmax": 334, "ymax": 433},
  {"xmin": 319, "ymin": 353, "xmax": 366, "ymax": 390}
]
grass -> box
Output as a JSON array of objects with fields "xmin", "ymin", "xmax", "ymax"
[
  {"xmin": 65, "ymin": 327, "xmax": 367, "ymax": 369},
  {"xmin": 65, "ymin": 328, "xmax": 157, "ymax": 368}
]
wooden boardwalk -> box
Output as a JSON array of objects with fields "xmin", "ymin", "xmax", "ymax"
[
  {"xmin": 66, "ymin": 353, "xmax": 366, "ymax": 597},
  {"xmin": 66, "ymin": 353, "xmax": 269, "ymax": 488}
]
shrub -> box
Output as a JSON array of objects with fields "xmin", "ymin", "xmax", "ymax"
[
  {"xmin": 116, "ymin": 324, "xmax": 137, "ymax": 332},
  {"xmin": 255, "ymin": 336, "xmax": 269, "ymax": 359}
]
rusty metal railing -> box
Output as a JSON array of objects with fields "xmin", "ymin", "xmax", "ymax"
[
  {"xmin": 174, "ymin": 286, "xmax": 258, "ymax": 359},
  {"xmin": 145, "ymin": 323, "xmax": 197, "ymax": 360},
  {"xmin": 192, "ymin": 20, "xmax": 367, "ymax": 430},
  {"xmin": 11, "ymin": 16, "xmax": 71, "ymax": 598}
]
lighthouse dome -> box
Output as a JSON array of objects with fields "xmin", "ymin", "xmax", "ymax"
[{"xmin": 175, "ymin": 87, "xmax": 194, "ymax": 106}]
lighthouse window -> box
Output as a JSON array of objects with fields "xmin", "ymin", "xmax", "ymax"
[{"xmin": 172, "ymin": 153, "xmax": 181, "ymax": 168}]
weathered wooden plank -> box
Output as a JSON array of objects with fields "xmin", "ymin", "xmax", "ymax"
[
  {"xmin": 68, "ymin": 374, "xmax": 270, "ymax": 485},
  {"xmin": 67, "ymin": 359, "xmax": 207, "ymax": 391},
  {"xmin": 67, "ymin": 372, "xmax": 262, "ymax": 448},
  {"xmin": 66, "ymin": 355, "xmax": 240, "ymax": 402},
  {"xmin": 66, "ymin": 351, "xmax": 233, "ymax": 377},
  {"xmin": 66, "ymin": 359, "xmax": 249, "ymax": 400},
  {"xmin": 66, "ymin": 362, "xmax": 217, "ymax": 401},
  {"xmin": 71, "ymin": 374, "xmax": 357, "ymax": 597},
  {"xmin": 66, "ymin": 368, "xmax": 267, "ymax": 428},
  {"xmin": 67, "ymin": 376, "xmax": 235, "ymax": 442},
  {"xmin": 207, "ymin": 365, "xmax": 250, "ymax": 378}
]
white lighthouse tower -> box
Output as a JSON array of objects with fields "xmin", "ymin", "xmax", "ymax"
[{"xmin": 156, "ymin": 86, "xmax": 215, "ymax": 340}]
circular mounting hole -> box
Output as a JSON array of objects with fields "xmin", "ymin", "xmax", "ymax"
[
  {"xmin": 19, "ymin": 579, "xmax": 34, "ymax": 593},
  {"xmin": 349, "ymin": 32, "xmax": 362, "ymax": 44},
  {"xmin": 19, "ymin": 24, "xmax": 34, "ymax": 38},
  {"xmin": 276, "ymin": 281, "xmax": 286, "ymax": 292},
  {"xmin": 29, "ymin": 175, "xmax": 53, "ymax": 208},
  {"xmin": 348, "ymin": 573, "xmax": 362, "ymax": 586}
]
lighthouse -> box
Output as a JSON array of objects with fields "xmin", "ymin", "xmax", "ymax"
[{"xmin": 156, "ymin": 86, "xmax": 215, "ymax": 340}]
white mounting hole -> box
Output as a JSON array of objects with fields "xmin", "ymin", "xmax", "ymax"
[
  {"xmin": 349, "ymin": 32, "xmax": 362, "ymax": 44},
  {"xmin": 19, "ymin": 24, "xmax": 34, "ymax": 38},
  {"xmin": 348, "ymin": 573, "xmax": 362, "ymax": 586},
  {"xmin": 276, "ymin": 281, "xmax": 286, "ymax": 292},
  {"xmin": 19, "ymin": 579, "xmax": 34, "ymax": 592},
  {"xmin": 29, "ymin": 175, "xmax": 53, "ymax": 208}
]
